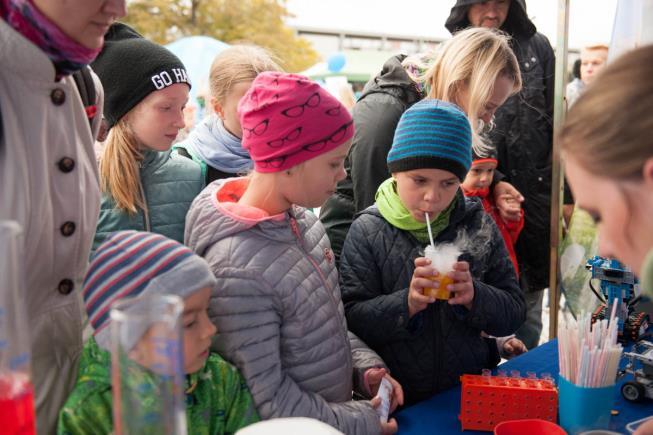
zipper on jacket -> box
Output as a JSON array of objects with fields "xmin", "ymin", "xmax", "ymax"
[
  {"xmin": 288, "ymin": 216, "xmax": 351, "ymax": 348},
  {"xmin": 138, "ymin": 176, "xmax": 151, "ymax": 232}
]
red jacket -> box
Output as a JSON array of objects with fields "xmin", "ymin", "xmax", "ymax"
[{"xmin": 462, "ymin": 187, "xmax": 524, "ymax": 278}]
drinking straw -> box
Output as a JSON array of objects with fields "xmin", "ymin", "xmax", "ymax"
[
  {"xmin": 558, "ymin": 309, "xmax": 623, "ymax": 387},
  {"xmin": 424, "ymin": 212, "xmax": 435, "ymax": 248}
]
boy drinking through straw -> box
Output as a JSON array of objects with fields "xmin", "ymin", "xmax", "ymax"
[{"xmin": 339, "ymin": 100, "xmax": 526, "ymax": 404}]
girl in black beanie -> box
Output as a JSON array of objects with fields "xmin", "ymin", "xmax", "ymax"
[{"xmin": 91, "ymin": 23, "xmax": 204, "ymax": 252}]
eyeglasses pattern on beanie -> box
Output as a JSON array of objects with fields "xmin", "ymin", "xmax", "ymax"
[
  {"xmin": 281, "ymin": 92, "xmax": 321, "ymax": 118},
  {"xmin": 325, "ymin": 105, "xmax": 344, "ymax": 117},
  {"xmin": 267, "ymin": 127, "xmax": 303, "ymax": 148},
  {"xmin": 258, "ymin": 120, "xmax": 353, "ymax": 168},
  {"xmin": 243, "ymin": 118, "xmax": 270, "ymax": 138}
]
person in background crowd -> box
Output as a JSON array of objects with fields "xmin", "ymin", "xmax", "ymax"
[
  {"xmin": 446, "ymin": 0, "xmax": 571, "ymax": 349},
  {"xmin": 565, "ymin": 58, "xmax": 583, "ymax": 107},
  {"xmin": 0, "ymin": 1, "xmax": 125, "ymax": 432},
  {"xmin": 462, "ymin": 148, "xmax": 524, "ymax": 277},
  {"xmin": 567, "ymin": 44, "xmax": 609, "ymax": 107},
  {"xmin": 174, "ymin": 45, "xmax": 281, "ymax": 183},
  {"xmin": 320, "ymin": 27, "xmax": 523, "ymax": 267}
]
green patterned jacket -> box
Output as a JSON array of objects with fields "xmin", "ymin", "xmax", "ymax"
[{"xmin": 57, "ymin": 338, "xmax": 259, "ymax": 434}]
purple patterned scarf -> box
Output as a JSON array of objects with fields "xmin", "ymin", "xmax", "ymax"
[{"xmin": 0, "ymin": 0, "xmax": 101, "ymax": 79}]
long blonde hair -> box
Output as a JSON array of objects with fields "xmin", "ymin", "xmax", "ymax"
[
  {"xmin": 560, "ymin": 45, "xmax": 653, "ymax": 180},
  {"xmin": 99, "ymin": 117, "xmax": 144, "ymax": 214},
  {"xmin": 209, "ymin": 45, "xmax": 282, "ymax": 104},
  {"xmin": 420, "ymin": 27, "xmax": 521, "ymax": 155}
]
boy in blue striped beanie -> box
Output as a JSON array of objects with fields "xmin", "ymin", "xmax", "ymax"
[
  {"xmin": 58, "ymin": 231, "xmax": 259, "ymax": 434},
  {"xmin": 339, "ymin": 99, "xmax": 526, "ymax": 404}
]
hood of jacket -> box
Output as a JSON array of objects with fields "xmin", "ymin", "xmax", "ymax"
[
  {"xmin": 185, "ymin": 177, "xmax": 307, "ymax": 257},
  {"xmin": 445, "ymin": 0, "xmax": 536, "ymax": 39},
  {"xmin": 358, "ymin": 54, "xmax": 423, "ymax": 105}
]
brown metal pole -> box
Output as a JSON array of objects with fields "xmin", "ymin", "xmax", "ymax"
[{"xmin": 549, "ymin": 0, "xmax": 570, "ymax": 340}]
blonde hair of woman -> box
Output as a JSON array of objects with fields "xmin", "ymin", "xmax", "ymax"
[{"xmin": 420, "ymin": 27, "xmax": 522, "ymax": 155}]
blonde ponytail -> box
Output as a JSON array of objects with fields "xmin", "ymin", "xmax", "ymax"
[{"xmin": 99, "ymin": 118, "xmax": 145, "ymax": 214}]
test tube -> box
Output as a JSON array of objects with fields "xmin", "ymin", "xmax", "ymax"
[
  {"xmin": 541, "ymin": 372, "xmax": 555, "ymax": 388},
  {"xmin": 111, "ymin": 294, "xmax": 187, "ymax": 435},
  {"xmin": 0, "ymin": 221, "xmax": 36, "ymax": 435},
  {"xmin": 497, "ymin": 369, "xmax": 507, "ymax": 385},
  {"xmin": 525, "ymin": 371, "xmax": 538, "ymax": 388}
]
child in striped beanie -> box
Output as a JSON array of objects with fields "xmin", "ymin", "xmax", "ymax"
[
  {"xmin": 339, "ymin": 99, "xmax": 526, "ymax": 404},
  {"xmin": 58, "ymin": 231, "xmax": 258, "ymax": 435}
]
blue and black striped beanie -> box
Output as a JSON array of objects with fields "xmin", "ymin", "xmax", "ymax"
[
  {"xmin": 83, "ymin": 231, "xmax": 216, "ymax": 351},
  {"xmin": 387, "ymin": 99, "xmax": 472, "ymax": 181}
]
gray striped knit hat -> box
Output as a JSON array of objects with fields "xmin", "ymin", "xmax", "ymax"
[
  {"xmin": 83, "ymin": 231, "xmax": 216, "ymax": 350},
  {"xmin": 387, "ymin": 99, "xmax": 472, "ymax": 181}
]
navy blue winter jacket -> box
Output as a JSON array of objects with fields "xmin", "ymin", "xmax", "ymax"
[{"xmin": 340, "ymin": 193, "xmax": 526, "ymax": 404}]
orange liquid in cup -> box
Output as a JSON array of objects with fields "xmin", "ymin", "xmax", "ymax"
[{"xmin": 424, "ymin": 275, "xmax": 455, "ymax": 300}]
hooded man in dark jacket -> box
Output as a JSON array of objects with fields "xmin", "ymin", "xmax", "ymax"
[
  {"xmin": 319, "ymin": 54, "xmax": 423, "ymax": 266},
  {"xmin": 446, "ymin": 0, "xmax": 564, "ymax": 349}
]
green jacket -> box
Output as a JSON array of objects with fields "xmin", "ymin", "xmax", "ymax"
[
  {"xmin": 57, "ymin": 338, "xmax": 259, "ymax": 435},
  {"xmin": 93, "ymin": 149, "xmax": 204, "ymax": 253},
  {"xmin": 171, "ymin": 145, "xmax": 234, "ymax": 185}
]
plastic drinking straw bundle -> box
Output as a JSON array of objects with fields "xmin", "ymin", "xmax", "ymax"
[{"xmin": 558, "ymin": 299, "xmax": 623, "ymax": 387}]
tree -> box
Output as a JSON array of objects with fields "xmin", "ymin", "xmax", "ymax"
[{"xmin": 123, "ymin": 0, "xmax": 318, "ymax": 73}]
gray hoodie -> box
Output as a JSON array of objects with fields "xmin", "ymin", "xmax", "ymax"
[{"xmin": 185, "ymin": 178, "xmax": 384, "ymax": 435}]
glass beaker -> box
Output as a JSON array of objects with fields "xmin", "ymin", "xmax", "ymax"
[
  {"xmin": 0, "ymin": 221, "xmax": 36, "ymax": 435},
  {"xmin": 110, "ymin": 294, "xmax": 187, "ymax": 435}
]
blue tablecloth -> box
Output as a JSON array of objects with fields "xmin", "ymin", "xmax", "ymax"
[{"xmin": 395, "ymin": 338, "xmax": 653, "ymax": 434}]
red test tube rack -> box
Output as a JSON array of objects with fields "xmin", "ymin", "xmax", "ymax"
[{"xmin": 459, "ymin": 373, "xmax": 558, "ymax": 432}]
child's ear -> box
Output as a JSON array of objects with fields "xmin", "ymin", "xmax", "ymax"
[
  {"xmin": 211, "ymin": 97, "xmax": 224, "ymax": 119},
  {"xmin": 643, "ymin": 157, "xmax": 653, "ymax": 188}
]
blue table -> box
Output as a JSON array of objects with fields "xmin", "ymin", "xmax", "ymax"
[{"xmin": 395, "ymin": 338, "xmax": 653, "ymax": 434}]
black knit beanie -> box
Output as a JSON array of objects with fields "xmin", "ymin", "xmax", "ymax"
[{"xmin": 91, "ymin": 23, "xmax": 191, "ymax": 129}]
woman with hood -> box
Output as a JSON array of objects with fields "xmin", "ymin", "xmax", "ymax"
[
  {"xmin": 320, "ymin": 27, "xmax": 523, "ymax": 267},
  {"xmin": 445, "ymin": 0, "xmax": 564, "ymax": 350}
]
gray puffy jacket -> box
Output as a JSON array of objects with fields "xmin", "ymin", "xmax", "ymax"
[{"xmin": 185, "ymin": 178, "xmax": 385, "ymax": 435}]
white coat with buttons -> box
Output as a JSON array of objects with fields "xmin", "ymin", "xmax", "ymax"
[{"xmin": 0, "ymin": 20, "xmax": 102, "ymax": 434}]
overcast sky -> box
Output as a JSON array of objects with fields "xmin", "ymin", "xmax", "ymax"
[{"xmin": 286, "ymin": 0, "xmax": 617, "ymax": 51}]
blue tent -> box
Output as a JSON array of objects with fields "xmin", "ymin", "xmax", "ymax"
[{"xmin": 165, "ymin": 36, "xmax": 229, "ymax": 116}]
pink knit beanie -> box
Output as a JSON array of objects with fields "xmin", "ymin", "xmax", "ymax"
[{"xmin": 238, "ymin": 72, "xmax": 354, "ymax": 172}]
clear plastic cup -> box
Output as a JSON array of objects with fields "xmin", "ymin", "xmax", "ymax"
[
  {"xmin": 0, "ymin": 221, "xmax": 35, "ymax": 435},
  {"xmin": 111, "ymin": 294, "xmax": 187, "ymax": 435},
  {"xmin": 423, "ymin": 245, "xmax": 457, "ymax": 300}
]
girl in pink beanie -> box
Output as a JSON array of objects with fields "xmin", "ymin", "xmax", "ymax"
[{"xmin": 185, "ymin": 72, "xmax": 403, "ymax": 435}]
